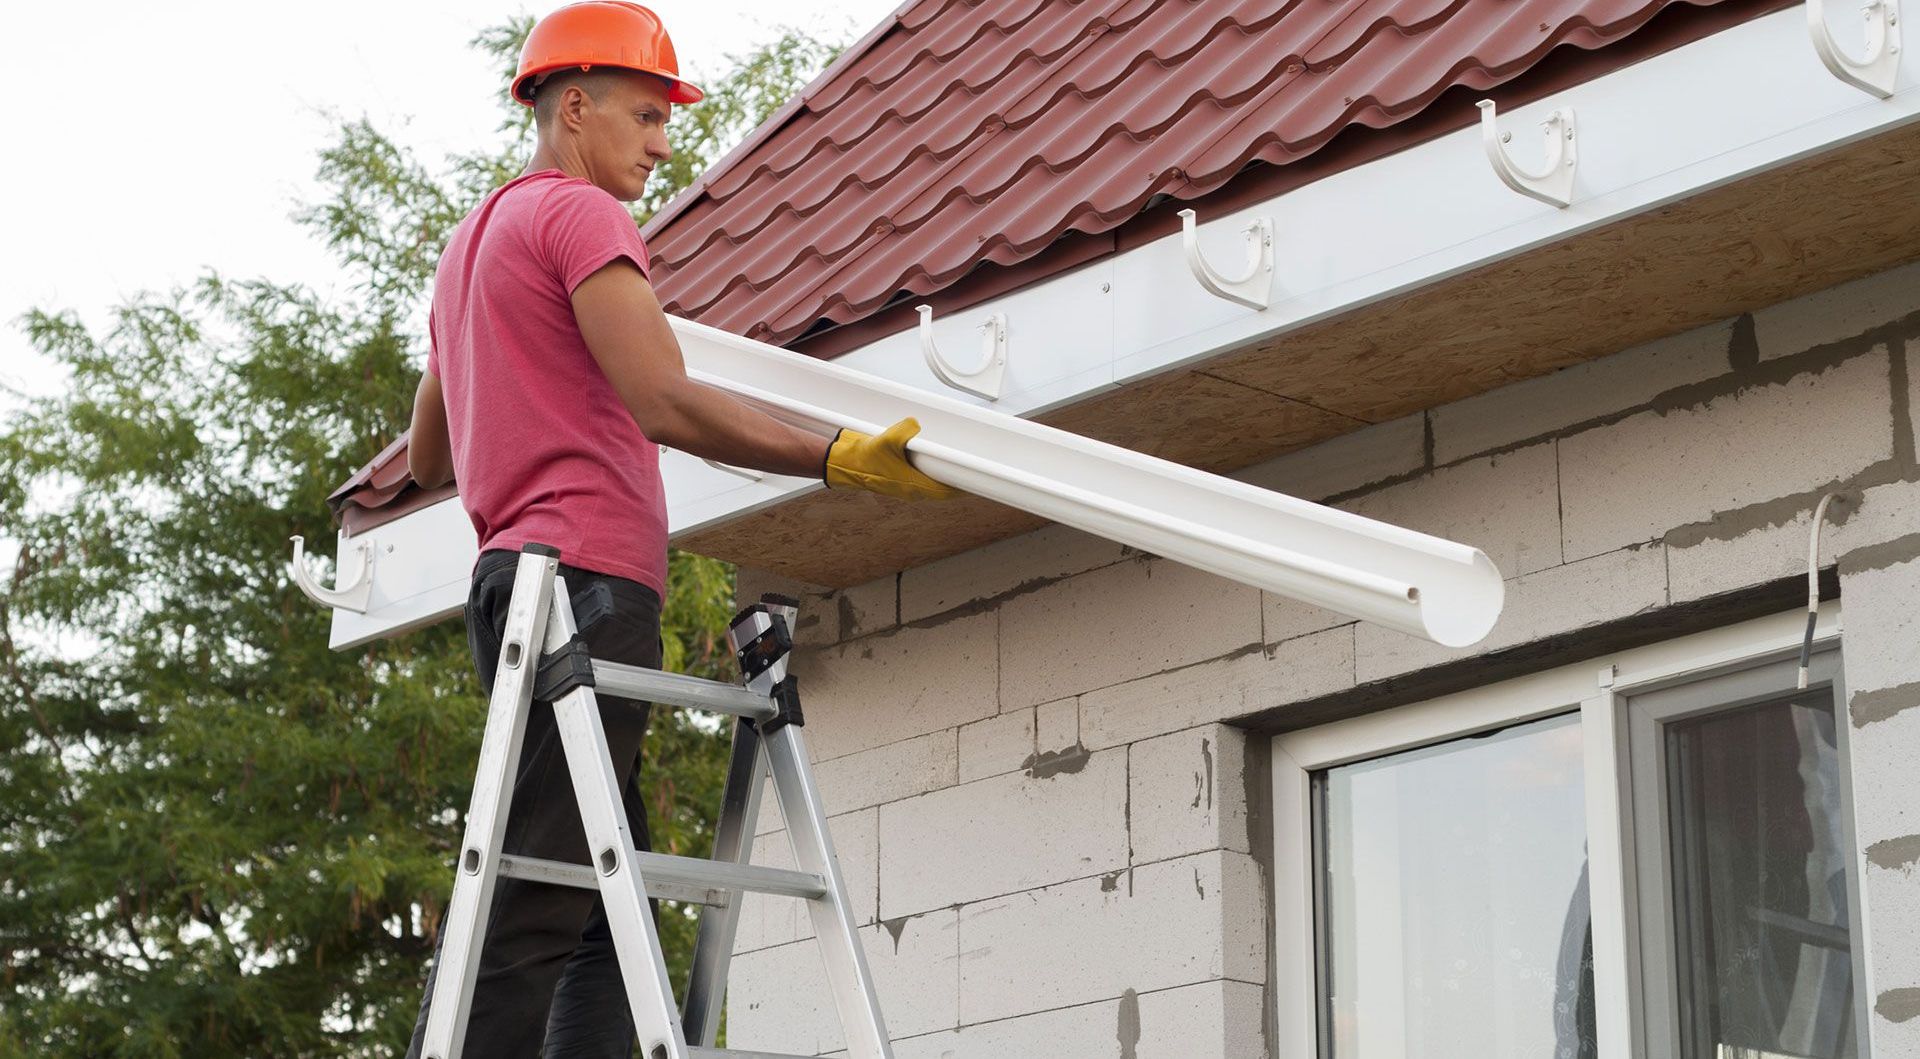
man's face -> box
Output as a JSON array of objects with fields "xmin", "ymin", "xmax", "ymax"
[{"xmin": 576, "ymin": 71, "xmax": 675, "ymax": 202}]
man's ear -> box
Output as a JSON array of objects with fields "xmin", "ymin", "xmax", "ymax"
[{"xmin": 559, "ymin": 83, "xmax": 589, "ymax": 130}]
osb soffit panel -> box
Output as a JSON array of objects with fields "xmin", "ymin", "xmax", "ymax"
[{"xmin": 680, "ymin": 120, "xmax": 1920, "ymax": 588}]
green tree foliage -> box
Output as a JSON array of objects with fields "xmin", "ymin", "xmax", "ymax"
[{"xmin": 0, "ymin": 21, "xmax": 838, "ymax": 1057}]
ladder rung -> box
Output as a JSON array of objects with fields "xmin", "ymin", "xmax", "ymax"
[
  {"xmin": 496, "ymin": 851, "xmax": 827, "ymax": 904},
  {"xmin": 690, "ymin": 1048, "xmax": 819, "ymax": 1059},
  {"xmin": 495, "ymin": 854, "xmax": 727, "ymax": 907},
  {"xmin": 590, "ymin": 660, "xmax": 774, "ymax": 721}
]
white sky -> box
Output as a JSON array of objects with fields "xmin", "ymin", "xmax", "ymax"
[{"xmin": 0, "ymin": 0, "xmax": 900, "ymax": 403}]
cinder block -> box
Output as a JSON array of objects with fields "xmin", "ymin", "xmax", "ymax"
[
  {"xmin": 1136, "ymin": 979, "xmax": 1268, "ymax": 1059},
  {"xmin": 866, "ymin": 909, "xmax": 961, "ymax": 1040},
  {"xmin": 1861, "ymin": 810, "xmax": 1920, "ymax": 1058},
  {"xmin": 1430, "ymin": 319, "xmax": 1733, "ymax": 465},
  {"xmin": 734, "ymin": 808, "xmax": 878, "ymax": 953},
  {"xmin": 1235, "ymin": 412, "xmax": 1426, "ymax": 502},
  {"xmin": 744, "ymin": 909, "xmax": 960, "ymax": 1059},
  {"xmin": 1081, "ymin": 625, "xmax": 1355, "ymax": 749},
  {"xmin": 1667, "ymin": 475, "xmax": 1920, "ymax": 604},
  {"xmin": 725, "ymin": 935, "xmax": 840, "ymax": 1055},
  {"xmin": 1869, "ymin": 993, "xmax": 1920, "ymax": 1059},
  {"xmin": 957, "ymin": 708, "xmax": 1035, "ymax": 783},
  {"xmin": 956, "ymin": 851, "xmax": 1265, "ymax": 1024},
  {"xmin": 753, "ymin": 776, "xmax": 781, "ymax": 836},
  {"xmin": 1129, "ymin": 725, "xmax": 1250, "ymax": 864},
  {"xmin": 1035, "ymin": 696, "xmax": 1079, "ymax": 754},
  {"xmin": 736, "ymin": 567, "xmax": 896, "ymax": 648},
  {"xmin": 900, "ymin": 522, "xmax": 1129, "ymax": 623},
  {"xmin": 1337, "ymin": 441, "xmax": 1562, "ymax": 577},
  {"xmin": 732, "ymin": 828, "xmax": 803, "ymax": 953},
  {"xmin": 1559, "ymin": 350, "xmax": 1893, "ymax": 562},
  {"xmin": 1263, "ymin": 590, "xmax": 1355, "ymax": 645},
  {"xmin": 887, "ymin": 1000, "xmax": 1110, "ymax": 1059},
  {"xmin": 1819, "ymin": 474, "xmax": 1920, "ymax": 552},
  {"xmin": 1908, "ymin": 337, "xmax": 1918, "ymax": 447},
  {"xmin": 887, "ymin": 980, "xmax": 1266, "ymax": 1059},
  {"xmin": 1667, "ymin": 503, "xmax": 1822, "ymax": 604},
  {"xmin": 827, "ymin": 573, "xmax": 899, "ymax": 645},
  {"xmin": 794, "ymin": 610, "xmax": 998, "ymax": 761},
  {"xmin": 998, "ymin": 557, "xmax": 1262, "ymax": 709},
  {"xmin": 1836, "ymin": 553, "xmax": 1920, "ymax": 699},
  {"xmin": 1837, "ymin": 543, "xmax": 1920, "ymax": 1013},
  {"xmin": 1752, "ymin": 258, "xmax": 1920, "ymax": 361},
  {"xmin": 878, "ymin": 748, "xmax": 1129, "ymax": 918},
  {"xmin": 814, "ymin": 728, "xmax": 958, "ymax": 815},
  {"xmin": 1355, "ymin": 543, "xmax": 1666, "ymax": 684}
]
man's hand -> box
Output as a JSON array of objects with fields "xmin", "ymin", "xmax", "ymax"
[{"xmin": 824, "ymin": 418, "xmax": 960, "ymax": 501}]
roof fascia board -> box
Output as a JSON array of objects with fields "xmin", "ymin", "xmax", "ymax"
[{"xmin": 660, "ymin": 6, "xmax": 1920, "ymax": 534}]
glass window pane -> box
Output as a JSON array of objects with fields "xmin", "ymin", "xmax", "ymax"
[
  {"xmin": 1666, "ymin": 690, "xmax": 1858, "ymax": 1059},
  {"xmin": 1318, "ymin": 713, "xmax": 1596, "ymax": 1059}
]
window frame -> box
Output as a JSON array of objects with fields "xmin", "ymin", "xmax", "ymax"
[
  {"xmin": 1270, "ymin": 601, "xmax": 1851, "ymax": 1059},
  {"xmin": 1623, "ymin": 642, "xmax": 1867, "ymax": 1058}
]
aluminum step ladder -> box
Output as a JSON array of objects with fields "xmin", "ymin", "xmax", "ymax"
[{"xmin": 420, "ymin": 544, "xmax": 893, "ymax": 1059}]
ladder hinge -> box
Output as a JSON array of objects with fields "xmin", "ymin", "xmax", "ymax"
[
  {"xmin": 534, "ymin": 634, "xmax": 597, "ymax": 701},
  {"xmin": 757, "ymin": 674, "xmax": 805, "ymax": 735}
]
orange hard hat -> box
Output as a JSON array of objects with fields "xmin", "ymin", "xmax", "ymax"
[{"xmin": 513, "ymin": 2, "xmax": 704, "ymax": 108}]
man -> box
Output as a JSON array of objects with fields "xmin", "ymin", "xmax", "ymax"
[{"xmin": 401, "ymin": 3, "xmax": 955, "ymax": 1054}]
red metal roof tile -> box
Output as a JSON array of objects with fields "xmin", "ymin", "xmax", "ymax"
[{"xmin": 640, "ymin": 0, "xmax": 1747, "ymax": 347}]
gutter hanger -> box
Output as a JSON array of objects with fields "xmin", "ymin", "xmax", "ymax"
[{"xmin": 676, "ymin": 317, "xmax": 1504, "ymax": 648}]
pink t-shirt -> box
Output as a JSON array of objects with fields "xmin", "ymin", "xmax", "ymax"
[{"xmin": 428, "ymin": 168, "xmax": 667, "ymax": 598}]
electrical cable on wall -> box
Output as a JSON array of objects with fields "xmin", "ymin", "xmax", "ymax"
[{"xmin": 1799, "ymin": 492, "xmax": 1844, "ymax": 689}]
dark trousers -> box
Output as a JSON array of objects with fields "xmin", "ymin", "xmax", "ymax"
[{"xmin": 407, "ymin": 549, "xmax": 664, "ymax": 1059}]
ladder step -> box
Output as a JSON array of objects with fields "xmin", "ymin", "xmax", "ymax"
[
  {"xmin": 496, "ymin": 851, "xmax": 827, "ymax": 906},
  {"xmin": 690, "ymin": 1048, "xmax": 821, "ymax": 1059},
  {"xmin": 590, "ymin": 660, "xmax": 775, "ymax": 721}
]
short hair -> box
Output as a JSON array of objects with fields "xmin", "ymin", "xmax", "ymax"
[{"xmin": 530, "ymin": 66, "xmax": 624, "ymax": 130}]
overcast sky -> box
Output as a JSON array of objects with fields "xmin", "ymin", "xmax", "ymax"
[{"xmin": 0, "ymin": 0, "xmax": 900, "ymax": 402}]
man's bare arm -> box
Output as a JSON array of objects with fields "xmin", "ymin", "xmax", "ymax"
[
  {"xmin": 407, "ymin": 370, "xmax": 456, "ymax": 488},
  {"xmin": 570, "ymin": 259, "xmax": 831, "ymax": 478}
]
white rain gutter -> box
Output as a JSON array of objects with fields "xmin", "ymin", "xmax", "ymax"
[
  {"xmin": 299, "ymin": 5, "xmax": 1919, "ymax": 649},
  {"xmin": 680, "ymin": 318, "xmax": 1504, "ymax": 647}
]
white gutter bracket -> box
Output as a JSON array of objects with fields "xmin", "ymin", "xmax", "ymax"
[
  {"xmin": 1809, "ymin": 0, "xmax": 1901, "ymax": 97},
  {"xmin": 918, "ymin": 305, "xmax": 1007, "ymax": 401},
  {"xmin": 1477, "ymin": 100, "xmax": 1577, "ymax": 208},
  {"xmin": 290, "ymin": 535, "xmax": 374, "ymax": 613},
  {"xmin": 1178, "ymin": 208, "xmax": 1274, "ymax": 310}
]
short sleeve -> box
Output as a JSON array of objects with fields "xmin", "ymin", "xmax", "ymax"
[{"xmin": 537, "ymin": 180, "xmax": 653, "ymax": 294}]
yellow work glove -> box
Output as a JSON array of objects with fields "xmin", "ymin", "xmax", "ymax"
[{"xmin": 823, "ymin": 417, "xmax": 961, "ymax": 501}]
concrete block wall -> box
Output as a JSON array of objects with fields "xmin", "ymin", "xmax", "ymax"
[{"xmin": 729, "ymin": 258, "xmax": 1920, "ymax": 1057}]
